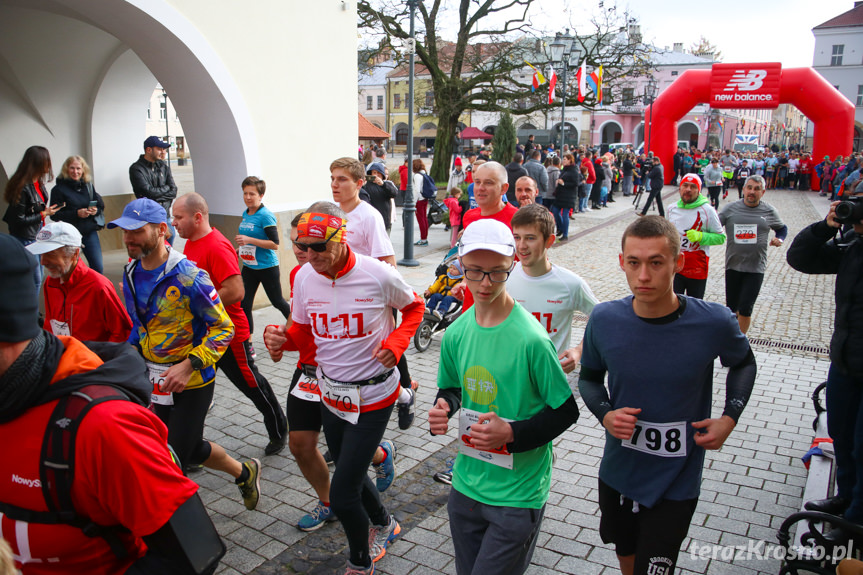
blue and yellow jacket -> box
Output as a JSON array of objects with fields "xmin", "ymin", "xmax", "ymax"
[{"xmin": 123, "ymin": 247, "xmax": 234, "ymax": 389}]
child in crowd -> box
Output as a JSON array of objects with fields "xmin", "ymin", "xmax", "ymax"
[
  {"xmin": 424, "ymin": 260, "xmax": 464, "ymax": 320},
  {"xmin": 444, "ymin": 188, "xmax": 463, "ymax": 247}
]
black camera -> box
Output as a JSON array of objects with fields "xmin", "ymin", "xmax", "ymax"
[{"xmin": 834, "ymin": 197, "xmax": 863, "ymax": 225}]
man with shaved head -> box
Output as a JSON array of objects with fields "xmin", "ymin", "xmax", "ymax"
[
  {"xmin": 514, "ymin": 175, "xmax": 539, "ymax": 206},
  {"xmin": 174, "ymin": 192, "xmax": 287, "ymax": 456},
  {"xmin": 462, "ymin": 161, "xmax": 519, "ymax": 230}
]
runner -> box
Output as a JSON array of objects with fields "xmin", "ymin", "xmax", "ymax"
[
  {"xmin": 263, "ymin": 203, "xmax": 424, "ymax": 575},
  {"xmin": 719, "ymin": 175, "xmax": 787, "ymax": 334},
  {"xmin": 509, "ymin": 203, "xmax": 598, "ymax": 369},
  {"xmin": 429, "ymin": 219, "xmax": 579, "ymax": 575},
  {"xmin": 666, "ymin": 174, "xmax": 725, "ymax": 299},
  {"xmin": 330, "ymin": 157, "xmax": 418, "ymax": 434},
  {"xmin": 173, "ymin": 192, "xmax": 288, "ymax": 456},
  {"xmin": 109, "ymin": 198, "xmax": 262, "ymax": 510},
  {"xmin": 578, "ymin": 216, "xmax": 756, "ymax": 575}
]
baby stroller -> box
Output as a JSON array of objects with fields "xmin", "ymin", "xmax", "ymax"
[
  {"xmin": 427, "ymin": 197, "xmax": 449, "ymax": 226},
  {"xmin": 414, "ymin": 247, "xmax": 463, "ymax": 352}
]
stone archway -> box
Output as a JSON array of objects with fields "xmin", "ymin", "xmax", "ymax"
[
  {"xmin": 677, "ymin": 121, "xmax": 700, "ymax": 148},
  {"xmin": 599, "ymin": 120, "xmax": 623, "ymax": 144}
]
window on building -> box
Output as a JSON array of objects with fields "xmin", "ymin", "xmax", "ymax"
[
  {"xmin": 377, "ymin": 95, "xmax": 383, "ymax": 109},
  {"xmin": 671, "ymin": 71, "xmax": 679, "ymax": 76},
  {"xmin": 831, "ymin": 44, "xmax": 844, "ymax": 66},
  {"xmin": 367, "ymin": 96, "xmax": 373, "ymax": 110},
  {"xmin": 425, "ymin": 91, "xmax": 434, "ymax": 106},
  {"xmin": 394, "ymin": 93, "xmax": 401, "ymax": 108},
  {"xmin": 856, "ymin": 85, "xmax": 863, "ymax": 107},
  {"xmin": 147, "ymin": 106, "xmax": 150, "ymax": 120},
  {"xmin": 159, "ymin": 101, "xmax": 167, "ymax": 120},
  {"xmin": 622, "ymin": 88, "xmax": 634, "ymax": 105}
]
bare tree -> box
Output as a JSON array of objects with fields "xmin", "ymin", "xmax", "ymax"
[
  {"xmin": 689, "ymin": 35, "xmax": 722, "ymax": 61},
  {"xmin": 358, "ymin": 0, "xmax": 651, "ymax": 181}
]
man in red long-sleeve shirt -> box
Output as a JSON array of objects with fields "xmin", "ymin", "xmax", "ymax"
[{"xmin": 264, "ymin": 202, "xmax": 423, "ymax": 575}]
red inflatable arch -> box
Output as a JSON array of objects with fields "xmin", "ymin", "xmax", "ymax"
[{"xmin": 644, "ymin": 63, "xmax": 856, "ymax": 184}]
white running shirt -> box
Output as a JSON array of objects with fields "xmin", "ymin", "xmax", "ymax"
[
  {"xmin": 292, "ymin": 253, "xmax": 415, "ymax": 408},
  {"xmin": 507, "ymin": 262, "xmax": 598, "ymax": 353},
  {"xmin": 344, "ymin": 200, "xmax": 395, "ymax": 259}
]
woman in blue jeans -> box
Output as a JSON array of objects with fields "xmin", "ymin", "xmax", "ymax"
[
  {"xmin": 551, "ymin": 153, "xmax": 580, "ymax": 240},
  {"xmin": 50, "ymin": 156, "xmax": 106, "ymax": 273}
]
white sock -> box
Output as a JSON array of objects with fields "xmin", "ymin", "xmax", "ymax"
[{"xmin": 398, "ymin": 387, "xmax": 413, "ymax": 404}]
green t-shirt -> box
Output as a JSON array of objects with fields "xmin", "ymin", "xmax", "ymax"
[{"xmin": 438, "ymin": 301, "xmax": 573, "ymax": 509}]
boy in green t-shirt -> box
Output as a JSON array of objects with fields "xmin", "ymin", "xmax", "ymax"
[{"xmin": 428, "ymin": 218, "xmax": 580, "ymax": 575}]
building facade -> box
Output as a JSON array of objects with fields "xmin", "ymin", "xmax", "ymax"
[{"xmin": 812, "ymin": 2, "xmax": 863, "ymax": 151}]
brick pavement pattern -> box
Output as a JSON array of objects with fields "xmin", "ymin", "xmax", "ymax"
[{"xmin": 192, "ymin": 188, "xmax": 836, "ymax": 575}]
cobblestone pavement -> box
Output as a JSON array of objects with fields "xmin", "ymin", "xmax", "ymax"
[{"xmin": 191, "ymin": 187, "xmax": 839, "ymax": 575}]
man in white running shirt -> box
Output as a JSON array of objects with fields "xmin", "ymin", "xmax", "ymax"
[{"xmin": 508, "ymin": 204, "xmax": 598, "ymax": 371}]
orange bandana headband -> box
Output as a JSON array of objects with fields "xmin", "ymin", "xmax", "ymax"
[{"xmin": 297, "ymin": 212, "xmax": 346, "ymax": 244}]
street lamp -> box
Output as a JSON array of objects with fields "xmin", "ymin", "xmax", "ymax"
[
  {"xmin": 549, "ymin": 31, "xmax": 581, "ymax": 152},
  {"xmin": 398, "ymin": 0, "xmax": 419, "ymax": 267},
  {"xmin": 643, "ymin": 76, "xmax": 658, "ymax": 155}
]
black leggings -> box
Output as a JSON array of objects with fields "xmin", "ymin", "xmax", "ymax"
[
  {"xmin": 322, "ymin": 403, "xmax": 393, "ymax": 567},
  {"xmin": 241, "ymin": 265, "xmax": 291, "ymax": 333},
  {"xmin": 217, "ymin": 338, "xmax": 287, "ymax": 442},
  {"xmin": 154, "ymin": 383, "xmax": 214, "ymax": 469},
  {"xmin": 673, "ymin": 274, "xmax": 707, "ymax": 300},
  {"xmin": 707, "ymin": 186, "xmax": 721, "ymax": 210}
]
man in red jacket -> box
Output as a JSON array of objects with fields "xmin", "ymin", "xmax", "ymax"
[{"xmin": 27, "ymin": 222, "xmax": 131, "ymax": 342}]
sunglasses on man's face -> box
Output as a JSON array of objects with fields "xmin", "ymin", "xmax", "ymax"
[{"xmin": 292, "ymin": 225, "xmax": 343, "ymax": 252}]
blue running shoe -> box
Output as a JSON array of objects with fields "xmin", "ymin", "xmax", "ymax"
[
  {"xmin": 297, "ymin": 500, "xmax": 336, "ymax": 531},
  {"xmin": 374, "ymin": 440, "xmax": 397, "ymax": 492}
]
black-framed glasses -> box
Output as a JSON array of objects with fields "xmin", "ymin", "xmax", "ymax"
[
  {"xmin": 293, "ymin": 225, "xmax": 343, "ymax": 252},
  {"xmin": 463, "ymin": 264, "xmax": 514, "ymax": 283}
]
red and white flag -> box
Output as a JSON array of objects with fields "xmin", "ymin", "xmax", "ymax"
[
  {"xmin": 547, "ymin": 65, "xmax": 558, "ymax": 104},
  {"xmin": 576, "ymin": 60, "xmax": 587, "ymax": 102}
]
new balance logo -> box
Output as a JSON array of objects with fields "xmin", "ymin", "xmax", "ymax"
[
  {"xmin": 723, "ymin": 70, "xmax": 767, "ymax": 92},
  {"xmin": 11, "ymin": 474, "xmax": 41, "ymax": 488}
]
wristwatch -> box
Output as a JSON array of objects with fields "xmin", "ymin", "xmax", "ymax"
[{"xmin": 188, "ymin": 355, "xmax": 204, "ymax": 371}]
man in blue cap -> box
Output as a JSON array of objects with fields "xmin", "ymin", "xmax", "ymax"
[
  {"xmin": 108, "ymin": 198, "xmax": 262, "ymax": 510},
  {"xmin": 129, "ymin": 136, "xmax": 178, "ymax": 244}
]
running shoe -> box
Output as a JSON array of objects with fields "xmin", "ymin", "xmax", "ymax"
[
  {"xmin": 397, "ymin": 383, "xmax": 417, "ymax": 430},
  {"xmin": 433, "ymin": 457, "xmax": 454, "ymax": 485},
  {"xmin": 374, "ymin": 440, "xmax": 397, "ymax": 492},
  {"xmin": 369, "ymin": 514, "xmax": 401, "ymax": 563},
  {"xmin": 264, "ymin": 437, "xmax": 286, "ymax": 456},
  {"xmin": 414, "ymin": 239, "xmax": 429, "ymax": 246},
  {"xmin": 237, "ymin": 458, "xmax": 262, "ymax": 510},
  {"xmin": 297, "ymin": 500, "xmax": 337, "ymax": 531},
  {"xmin": 343, "ymin": 561, "xmax": 374, "ymax": 574}
]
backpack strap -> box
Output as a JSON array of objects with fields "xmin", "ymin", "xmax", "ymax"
[{"xmin": 0, "ymin": 384, "xmax": 133, "ymax": 559}]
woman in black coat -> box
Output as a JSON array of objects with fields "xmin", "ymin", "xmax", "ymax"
[
  {"xmin": 552, "ymin": 153, "xmax": 581, "ymax": 240},
  {"xmin": 50, "ymin": 156, "xmax": 106, "ymax": 273},
  {"xmin": 3, "ymin": 145, "xmax": 60, "ymax": 290}
]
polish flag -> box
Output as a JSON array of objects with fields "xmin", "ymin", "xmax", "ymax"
[{"xmin": 575, "ymin": 60, "xmax": 587, "ymax": 102}]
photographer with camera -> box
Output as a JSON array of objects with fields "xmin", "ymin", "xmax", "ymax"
[{"xmin": 787, "ymin": 193, "xmax": 863, "ymax": 542}]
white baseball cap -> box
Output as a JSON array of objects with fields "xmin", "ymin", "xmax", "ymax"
[
  {"xmin": 458, "ymin": 219, "xmax": 515, "ymax": 257},
  {"xmin": 26, "ymin": 222, "xmax": 83, "ymax": 255}
]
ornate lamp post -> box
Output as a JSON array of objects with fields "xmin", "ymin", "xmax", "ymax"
[
  {"xmin": 644, "ymin": 77, "xmax": 658, "ymax": 155},
  {"xmin": 398, "ymin": 0, "xmax": 419, "ymax": 267},
  {"xmin": 549, "ymin": 31, "xmax": 581, "ymax": 151}
]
